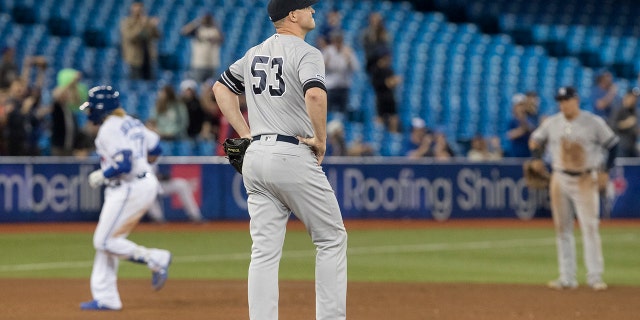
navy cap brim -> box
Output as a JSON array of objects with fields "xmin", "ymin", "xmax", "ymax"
[{"xmin": 554, "ymin": 87, "xmax": 578, "ymax": 101}]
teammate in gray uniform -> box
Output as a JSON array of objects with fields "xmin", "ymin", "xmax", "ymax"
[
  {"xmin": 529, "ymin": 86, "xmax": 618, "ymax": 291},
  {"xmin": 212, "ymin": 0, "xmax": 347, "ymax": 319}
]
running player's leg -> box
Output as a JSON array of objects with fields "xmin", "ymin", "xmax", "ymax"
[
  {"xmin": 89, "ymin": 250, "xmax": 122, "ymax": 309},
  {"xmin": 94, "ymin": 182, "xmax": 168, "ymax": 270},
  {"xmin": 162, "ymin": 178, "xmax": 203, "ymax": 221},
  {"xmin": 550, "ymin": 173, "xmax": 577, "ymax": 284},
  {"xmin": 574, "ymin": 174, "xmax": 604, "ymax": 285}
]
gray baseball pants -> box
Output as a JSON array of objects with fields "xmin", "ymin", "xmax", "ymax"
[
  {"xmin": 549, "ymin": 171, "xmax": 604, "ymax": 285},
  {"xmin": 243, "ymin": 135, "xmax": 347, "ymax": 320}
]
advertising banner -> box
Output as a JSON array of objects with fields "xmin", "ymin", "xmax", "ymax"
[{"xmin": 0, "ymin": 157, "xmax": 638, "ymax": 222}]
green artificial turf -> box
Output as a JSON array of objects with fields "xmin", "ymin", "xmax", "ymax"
[{"xmin": 1, "ymin": 226, "xmax": 638, "ymax": 286}]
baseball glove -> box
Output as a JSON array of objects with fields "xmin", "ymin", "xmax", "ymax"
[
  {"xmin": 597, "ymin": 171, "xmax": 609, "ymax": 192},
  {"xmin": 523, "ymin": 159, "xmax": 550, "ymax": 189},
  {"xmin": 223, "ymin": 138, "xmax": 251, "ymax": 174}
]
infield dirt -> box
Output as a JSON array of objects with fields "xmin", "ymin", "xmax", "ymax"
[
  {"xmin": 2, "ymin": 219, "xmax": 639, "ymax": 319},
  {"xmin": 2, "ymin": 279, "xmax": 640, "ymax": 320}
]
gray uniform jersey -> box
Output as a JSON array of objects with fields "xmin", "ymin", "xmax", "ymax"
[
  {"xmin": 530, "ymin": 111, "xmax": 618, "ymax": 171},
  {"xmin": 218, "ymin": 34, "xmax": 326, "ymax": 137}
]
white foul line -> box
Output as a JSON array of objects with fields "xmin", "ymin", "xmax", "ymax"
[{"xmin": 0, "ymin": 234, "xmax": 636, "ymax": 273}]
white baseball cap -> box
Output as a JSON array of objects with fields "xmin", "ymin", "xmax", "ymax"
[
  {"xmin": 179, "ymin": 79, "xmax": 198, "ymax": 93},
  {"xmin": 327, "ymin": 120, "xmax": 344, "ymax": 135},
  {"xmin": 411, "ymin": 117, "xmax": 426, "ymax": 129},
  {"xmin": 512, "ymin": 93, "xmax": 526, "ymax": 105}
]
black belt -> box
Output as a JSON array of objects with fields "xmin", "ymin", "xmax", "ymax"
[
  {"xmin": 252, "ymin": 134, "xmax": 299, "ymax": 145},
  {"xmin": 109, "ymin": 172, "xmax": 150, "ymax": 187},
  {"xmin": 137, "ymin": 172, "xmax": 151, "ymax": 179},
  {"xmin": 560, "ymin": 169, "xmax": 593, "ymax": 176}
]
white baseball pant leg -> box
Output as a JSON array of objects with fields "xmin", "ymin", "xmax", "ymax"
[{"xmin": 90, "ymin": 176, "xmax": 168, "ymax": 308}]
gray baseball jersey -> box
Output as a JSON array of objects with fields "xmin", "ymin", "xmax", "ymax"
[
  {"xmin": 218, "ymin": 34, "xmax": 326, "ymax": 137},
  {"xmin": 530, "ymin": 111, "xmax": 618, "ymax": 172},
  {"xmin": 217, "ymin": 32, "xmax": 347, "ymax": 320}
]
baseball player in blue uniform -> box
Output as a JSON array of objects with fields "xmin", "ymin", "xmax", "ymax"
[
  {"xmin": 213, "ymin": 0, "xmax": 348, "ymax": 319},
  {"xmin": 79, "ymin": 86, "xmax": 172, "ymax": 310},
  {"xmin": 529, "ymin": 86, "xmax": 618, "ymax": 291}
]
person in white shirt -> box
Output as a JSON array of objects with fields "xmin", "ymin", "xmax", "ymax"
[
  {"xmin": 181, "ymin": 12, "xmax": 224, "ymax": 83},
  {"xmin": 322, "ymin": 31, "xmax": 359, "ymax": 121}
]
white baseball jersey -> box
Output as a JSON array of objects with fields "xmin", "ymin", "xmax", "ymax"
[
  {"xmin": 218, "ymin": 34, "xmax": 326, "ymax": 137},
  {"xmin": 94, "ymin": 115, "xmax": 157, "ymax": 180},
  {"xmin": 86, "ymin": 113, "xmax": 171, "ymax": 310}
]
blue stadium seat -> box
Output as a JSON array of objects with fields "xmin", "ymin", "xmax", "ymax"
[
  {"xmin": 12, "ymin": 5, "xmax": 38, "ymax": 24},
  {"xmin": 158, "ymin": 53, "xmax": 180, "ymax": 71},
  {"xmin": 47, "ymin": 16, "xmax": 73, "ymax": 37},
  {"xmin": 195, "ymin": 139, "xmax": 215, "ymax": 156},
  {"xmin": 173, "ymin": 139, "xmax": 193, "ymax": 156},
  {"xmin": 4, "ymin": 0, "xmax": 637, "ymax": 155},
  {"xmin": 83, "ymin": 28, "xmax": 109, "ymax": 48}
]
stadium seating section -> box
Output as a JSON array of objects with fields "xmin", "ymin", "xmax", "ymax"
[{"xmin": 1, "ymin": 0, "xmax": 638, "ymax": 156}]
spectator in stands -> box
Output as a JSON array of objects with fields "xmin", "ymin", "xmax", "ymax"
[
  {"xmin": 180, "ymin": 12, "xmax": 224, "ymax": 83},
  {"xmin": 5, "ymin": 82, "xmax": 37, "ymax": 155},
  {"xmin": 179, "ymin": 79, "xmax": 214, "ymax": 141},
  {"xmin": 611, "ymin": 87, "xmax": 639, "ymax": 157},
  {"xmin": 371, "ymin": 48, "xmax": 401, "ymax": 133},
  {"xmin": 199, "ymin": 78, "xmax": 221, "ymax": 140},
  {"xmin": 147, "ymin": 85, "xmax": 189, "ymax": 141},
  {"xmin": 317, "ymin": 9, "xmax": 342, "ymax": 49},
  {"xmin": 0, "ymin": 91, "xmax": 8, "ymax": 154},
  {"xmin": 51, "ymin": 68, "xmax": 91, "ymax": 156},
  {"xmin": 506, "ymin": 93, "xmax": 535, "ymax": 157},
  {"xmin": 326, "ymin": 120, "xmax": 374, "ymax": 157},
  {"xmin": 590, "ymin": 70, "xmax": 619, "ymax": 123},
  {"xmin": 407, "ymin": 118, "xmax": 434, "ymax": 159},
  {"xmin": 120, "ymin": 2, "xmax": 161, "ymax": 81},
  {"xmin": 3, "ymin": 56, "xmax": 48, "ymax": 156},
  {"xmin": 408, "ymin": 125, "xmax": 454, "ymax": 160},
  {"xmin": 405, "ymin": 117, "xmax": 429, "ymax": 154},
  {"xmin": 362, "ymin": 12, "xmax": 390, "ymax": 74},
  {"xmin": 467, "ymin": 135, "xmax": 503, "ymax": 161},
  {"xmin": 431, "ymin": 131, "xmax": 455, "ymax": 160},
  {"xmin": 0, "ymin": 46, "xmax": 18, "ymax": 91},
  {"xmin": 322, "ymin": 32, "xmax": 359, "ymax": 121},
  {"xmin": 524, "ymin": 91, "xmax": 540, "ymax": 125}
]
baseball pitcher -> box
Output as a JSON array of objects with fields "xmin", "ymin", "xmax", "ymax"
[
  {"xmin": 529, "ymin": 86, "xmax": 618, "ymax": 291},
  {"xmin": 213, "ymin": 0, "xmax": 348, "ymax": 319}
]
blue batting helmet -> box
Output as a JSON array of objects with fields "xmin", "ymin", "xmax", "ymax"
[{"xmin": 80, "ymin": 85, "xmax": 121, "ymax": 125}]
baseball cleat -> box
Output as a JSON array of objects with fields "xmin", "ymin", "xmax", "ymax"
[
  {"xmin": 80, "ymin": 300, "xmax": 120, "ymax": 311},
  {"xmin": 547, "ymin": 279, "xmax": 578, "ymax": 290},
  {"xmin": 589, "ymin": 281, "xmax": 608, "ymax": 291},
  {"xmin": 152, "ymin": 253, "xmax": 172, "ymax": 291}
]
